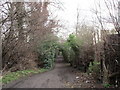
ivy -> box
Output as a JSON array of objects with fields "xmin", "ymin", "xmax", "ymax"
[
  {"xmin": 37, "ymin": 40, "xmax": 59, "ymax": 69},
  {"xmin": 61, "ymin": 34, "xmax": 78, "ymax": 66}
]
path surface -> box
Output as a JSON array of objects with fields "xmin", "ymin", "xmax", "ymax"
[{"xmin": 3, "ymin": 56, "xmax": 103, "ymax": 88}]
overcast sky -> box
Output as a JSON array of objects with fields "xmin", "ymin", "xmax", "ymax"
[
  {"xmin": 54, "ymin": 0, "xmax": 118, "ymax": 38},
  {"xmin": 58, "ymin": 0, "xmax": 95, "ymax": 24},
  {"xmin": 54, "ymin": 0, "xmax": 100, "ymax": 38}
]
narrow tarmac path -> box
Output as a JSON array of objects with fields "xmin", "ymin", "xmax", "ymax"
[{"xmin": 3, "ymin": 56, "xmax": 102, "ymax": 88}]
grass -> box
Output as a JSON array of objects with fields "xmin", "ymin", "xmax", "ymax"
[
  {"xmin": 1, "ymin": 68, "xmax": 48, "ymax": 84},
  {"xmin": 103, "ymin": 83, "xmax": 112, "ymax": 88}
]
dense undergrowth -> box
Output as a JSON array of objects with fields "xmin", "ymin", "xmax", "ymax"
[
  {"xmin": 2, "ymin": 36, "xmax": 60, "ymax": 84},
  {"xmin": 61, "ymin": 34, "xmax": 100, "ymax": 82},
  {"xmin": 37, "ymin": 40, "xmax": 59, "ymax": 69},
  {"xmin": 88, "ymin": 61, "xmax": 101, "ymax": 80},
  {"xmin": 61, "ymin": 34, "xmax": 79, "ymax": 66}
]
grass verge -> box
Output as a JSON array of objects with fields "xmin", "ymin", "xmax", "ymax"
[{"xmin": 0, "ymin": 68, "xmax": 48, "ymax": 84}]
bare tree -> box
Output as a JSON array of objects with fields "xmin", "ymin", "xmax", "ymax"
[
  {"xmin": 92, "ymin": 0, "xmax": 120, "ymax": 86},
  {"xmin": 1, "ymin": 0, "xmax": 60, "ymax": 72}
]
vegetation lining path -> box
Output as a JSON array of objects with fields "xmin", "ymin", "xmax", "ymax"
[{"xmin": 3, "ymin": 56, "xmax": 103, "ymax": 88}]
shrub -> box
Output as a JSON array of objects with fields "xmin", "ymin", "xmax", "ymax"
[
  {"xmin": 61, "ymin": 43, "xmax": 75, "ymax": 64},
  {"xmin": 61, "ymin": 34, "xmax": 80, "ymax": 67},
  {"xmin": 37, "ymin": 40, "xmax": 58, "ymax": 69},
  {"xmin": 88, "ymin": 61, "xmax": 101, "ymax": 80},
  {"xmin": 103, "ymin": 83, "xmax": 112, "ymax": 88}
]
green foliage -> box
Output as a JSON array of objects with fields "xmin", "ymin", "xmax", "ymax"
[
  {"xmin": 88, "ymin": 61, "xmax": 100, "ymax": 80},
  {"xmin": 37, "ymin": 40, "xmax": 59, "ymax": 69},
  {"xmin": 1, "ymin": 69, "xmax": 48, "ymax": 84},
  {"xmin": 88, "ymin": 61, "xmax": 100, "ymax": 73},
  {"xmin": 61, "ymin": 42, "xmax": 75, "ymax": 63},
  {"xmin": 68, "ymin": 34, "xmax": 79, "ymax": 52},
  {"xmin": 103, "ymin": 83, "xmax": 112, "ymax": 88},
  {"xmin": 61, "ymin": 34, "xmax": 79, "ymax": 66}
]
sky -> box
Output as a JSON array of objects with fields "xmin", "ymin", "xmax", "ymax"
[
  {"xmin": 52, "ymin": 0, "xmax": 116, "ymax": 39},
  {"xmin": 53, "ymin": 0, "xmax": 97, "ymax": 38},
  {"xmin": 57, "ymin": 0, "xmax": 95, "ymax": 35},
  {"xmin": 58, "ymin": 0, "xmax": 95, "ymax": 24}
]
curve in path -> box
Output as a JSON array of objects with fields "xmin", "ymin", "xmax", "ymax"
[
  {"xmin": 3, "ymin": 56, "xmax": 77, "ymax": 88},
  {"xmin": 3, "ymin": 56, "xmax": 103, "ymax": 88}
]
